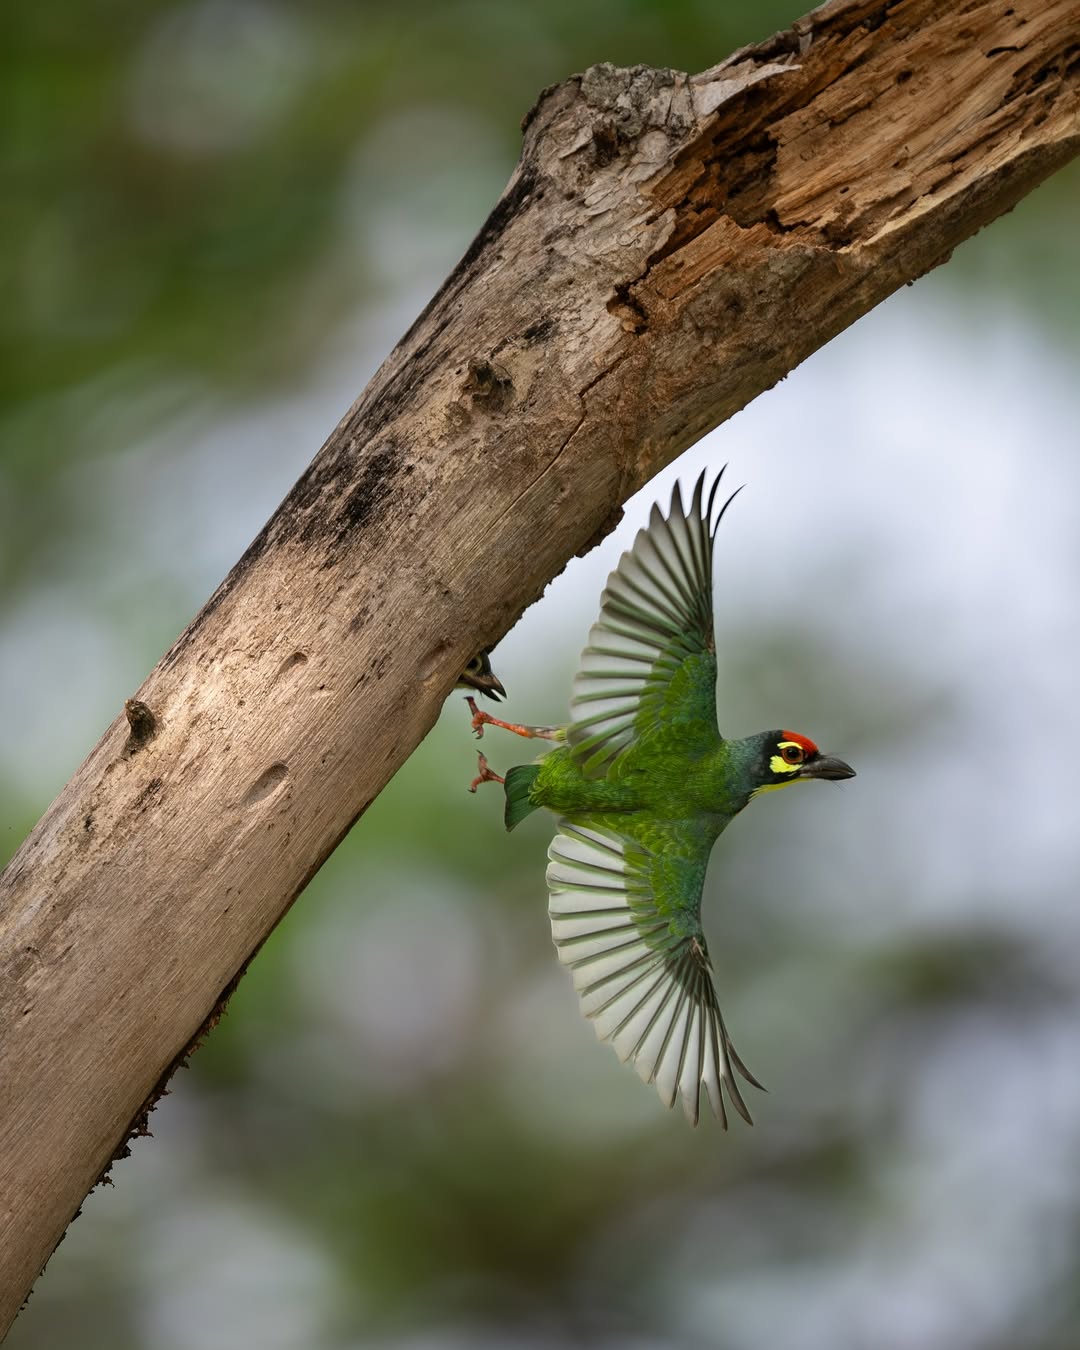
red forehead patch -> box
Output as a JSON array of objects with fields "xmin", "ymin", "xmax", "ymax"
[{"xmin": 781, "ymin": 731, "xmax": 819, "ymax": 755}]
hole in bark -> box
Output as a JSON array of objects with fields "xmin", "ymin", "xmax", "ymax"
[
  {"xmin": 123, "ymin": 698, "xmax": 158, "ymax": 751},
  {"xmin": 275, "ymin": 651, "xmax": 309, "ymax": 681},
  {"xmin": 463, "ymin": 359, "xmax": 514, "ymax": 410},
  {"xmin": 242, "ymin": 762, "xmax": 289, "ymax": 805},
  {"xmin": 420, "ymin": 641, "xmax": 450, "ymax": 676}
]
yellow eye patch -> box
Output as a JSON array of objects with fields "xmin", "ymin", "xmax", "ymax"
[
  {"xmin": 752, "ymin": 743, "xmax": 809, "ymax": 797},
  {"xmin": 770, "ymin": 741, "xmax": 806, "ymax": 775}
]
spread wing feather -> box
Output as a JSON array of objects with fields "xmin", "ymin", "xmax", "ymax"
[
  {"xmin": 567, "ymin": 471, "xmax": 739, "ymax": 777},
  {"xmin": 547, "ymin": 821, "xmax": 762, "ymax": 1126}
]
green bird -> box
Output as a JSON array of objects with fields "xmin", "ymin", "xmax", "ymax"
[{"xmin": 468, "ymin": 470, "xmax": 854, "ymax": 1126}]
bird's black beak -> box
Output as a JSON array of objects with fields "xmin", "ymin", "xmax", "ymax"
[
  {"xmin": 802, "ymin": 753, "xmax": 856, "ymax": 782},
  {"xmin": 458, "ymin": 657, "xmax": 506, "ymax": 702},
  {"xmin": 470, "ymin": 672, "xmax": 506, "ymax": 702}
]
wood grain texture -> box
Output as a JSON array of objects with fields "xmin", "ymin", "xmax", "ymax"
[{"xmin": 1, "ymin": 0, "xmax": 1077, "ymax": 1329}]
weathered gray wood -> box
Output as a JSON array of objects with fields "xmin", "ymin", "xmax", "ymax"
[{"xmin": 1, "ymin": 0, "xmax": 1077, "ymax": 1330}]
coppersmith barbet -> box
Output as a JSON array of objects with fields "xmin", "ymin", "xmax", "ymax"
[{"xmin": 468, "ymin": 471, "xmax": 855, "ymax": 1126}]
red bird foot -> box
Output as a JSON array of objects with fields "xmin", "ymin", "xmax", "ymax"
[
  {"xmin": 465, "ymin": 696, "xmax": 560, "ymax": 742},
  {"xmin": 469, "ymin": 752, "xmax": 505, "ymax": 793}
]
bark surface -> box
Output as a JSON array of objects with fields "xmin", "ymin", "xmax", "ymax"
[{"xmin": 1, "ymin": 0, "xmax": 1077, "ymax": 1330}]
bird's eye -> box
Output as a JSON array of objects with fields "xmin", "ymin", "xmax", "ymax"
[{"xmin": 781, "ymin": 744, "xmax": 804, "ymax": 765}]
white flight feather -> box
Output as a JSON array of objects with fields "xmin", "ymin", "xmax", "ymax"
[{"xmin": 546, "ymin": 821, "xmax": 754, "ymax": 1127}]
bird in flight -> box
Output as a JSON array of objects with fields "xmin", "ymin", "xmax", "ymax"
[{"xmin": 468, "ymin": 470, "xmax": 855, "ymax": 1126}]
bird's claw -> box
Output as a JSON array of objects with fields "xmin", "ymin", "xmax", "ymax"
[
  {"xmin": 468, "ymin": 752, "xmax": 504, "ymax": 793},
  {"xmin": 465, "ymin": 695, "xmax": 559, "ymax": 742},
  {"xmin": 466, "ymin": 695, "xmax": 489, "ymax": 739}
]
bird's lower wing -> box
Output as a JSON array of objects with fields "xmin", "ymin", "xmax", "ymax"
[{"xmin": 546, "ymin": 820, "xmax": 761, "ymax": 1127}]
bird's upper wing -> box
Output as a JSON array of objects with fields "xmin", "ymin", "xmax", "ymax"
[
  {"xmin": 566, "ymin": 471, "xmax": 737, "ymax": 779},
  {"xmin": 546, "ymin": 816, "xmax": 761, "ymax": 1126}
]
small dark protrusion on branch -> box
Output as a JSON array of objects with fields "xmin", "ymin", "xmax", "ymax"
[
  {"xmin": 123, "ymin": 699, "xmax": 157, "ymax": 750},
  {"xmin": 463, "ymin": 358, "xmax": 515, "ymax": 410}
]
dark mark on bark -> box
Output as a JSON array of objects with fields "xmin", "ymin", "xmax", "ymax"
[
  {"xmin": 456, "ymin": 166, "xmax": 538, "ymax": 276},
  {"xmin": 123, "ymin": 699, "xmax": 157, "ymax": 752},
  {"xmin": 354, "ymin": 307, "xmax": 456, "ymax": 443},
  {"xmin": 463, "ymin": 358, "xmax": 514, "ymax": 411},
  {"xmin": 591, "ymin": 117, "xmax": 619, "ymax": 165},
  {"xmin": 133, "ymin": 777, "xmax": 164, "ymax": 811},
  {"xmin": 287, "ymin": 440, "xmax": 364, "ymax": 548},
  {"xmin": 861, "ymin": 6, "xmax": 890, "ymax": 34},
  {"xmin": 348, "ymin": 601, "xmax": 371, "ymax": 635},
  {"xmin": 521, "ymin": 76, "xmax": 568, "ymax": 135},
  {"xmin": 523, "ymin": 315, "xmax": 557, "ymax": 344},
  {"xmin": 331, "ymin": 443, "xmax": 400, "ymax": 548},
  {"xmin": 608, "ymin": 283, "xmax": 648, "ymax": 333}
]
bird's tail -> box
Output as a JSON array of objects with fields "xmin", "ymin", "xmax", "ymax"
[{"xmin": 504, "ymin": 764, "xmax": 541, "ymax": 831}]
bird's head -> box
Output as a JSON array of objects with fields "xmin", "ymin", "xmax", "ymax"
[
  {"xmin": 748, "ymin": 730, "xmax": 856, "ymax": 798},
  {"xmin": 457, "ymin": 649, "xmax": 506, "ymax": 701}
]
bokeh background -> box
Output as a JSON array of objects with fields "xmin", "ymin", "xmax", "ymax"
[{"xmin": 4, "ymin": 2, "xmax": 1080, "ymax": 1347}]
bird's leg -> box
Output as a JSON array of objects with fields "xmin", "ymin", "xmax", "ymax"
[
  {"xmin": 468, "ymin": 752, "xmax": 505, "ymax": 793},
  {"xmin": 465, "ymin": 696, "xmax": 561, "ymax": 742}
]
